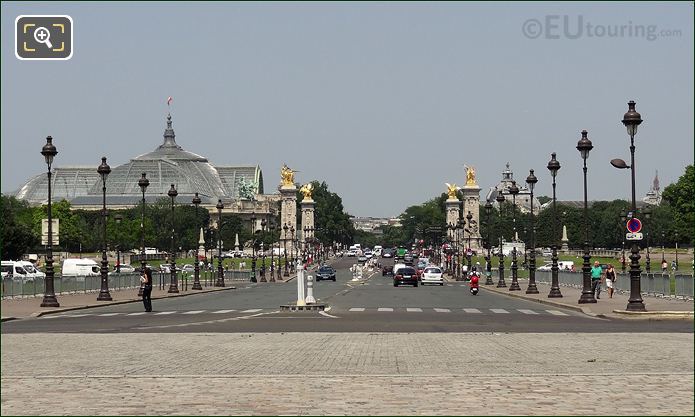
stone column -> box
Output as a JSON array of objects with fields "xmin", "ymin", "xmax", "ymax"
[
  {"xmin": 561, "ymin": 224, "xmax": 570, "ymax": 253},
  {"xmin": 280, "ymin": 184, "xmax": 297, "ymax": 252},
  {"xmin": 445, "ymin": 198, "xmax": 461, "ymax": 241},
  {"xmin": 462, "ymin": 184, "xmax": 482, "ymax": 251},
  {"xmin": 301, "ymin": 197, "xmax": 315, "ymax": 253}
]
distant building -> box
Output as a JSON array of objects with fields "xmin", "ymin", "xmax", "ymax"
[
  {"xmin": 642, "ymin": 170, "xmax": 662, "ymax": 206},
  {"xmin": 486, "ymin": 163, "xmax": 540, "ymax": 215},
  {"xmin": 351, "ymin": 217, "xmax": 393, "ymax": 233}
]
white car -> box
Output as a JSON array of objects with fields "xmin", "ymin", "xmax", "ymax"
[
  {"xmin": 364, "ymin": 250, "xmax": 373, "ymax": 259},
  {"xmin": 420, "ymin": 266, "xmax": 444, "ymax": 286},
  {"xmin": 347, "ymin": 250, "xmax": 357, "ymax": 257},
  {"xmin": 114, "ymin": 264, "xmax": 136, "ymax": 273},
  {"xmin": 538, "ymin": 263, "xmax": 552, "ymax": 271}
]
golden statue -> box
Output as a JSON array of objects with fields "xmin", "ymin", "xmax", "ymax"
[
  {"xmin": 445, "ymin": 183, "xmax": 460, "ymax": 199},
  {"xmin": 299, "ymin": 182, "xmax": 314, "ymax": 200},
  {"xmin": 464, "ymin": 165, "xmax": 477, "ymax": 186},
  {"xmin": 280, "ymin": 164, "xmax": 295, "ymax": 187}
]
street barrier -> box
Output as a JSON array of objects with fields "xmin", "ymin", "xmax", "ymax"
[
  {"xmin": 1, "ymin": 273, "xmax": 142, "ymax": 299},
  {"xmin": 674, "ymin": 274, "xmax": 694, "ymax": 299}
]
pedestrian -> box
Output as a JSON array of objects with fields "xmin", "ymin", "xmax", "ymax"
[
  {"xmin": 661, "ymin": 259, "xmax": 668, "ymax": 272},
  {"xmin": 591, "ymin": 260, "xmax": 603, "ymax": 299},
  {"xmin": 141, "ymin": 267, "xmax": 153, "ymax": 312},
  {"xmin": 671, "ymin": 260, "xmax": 677, "ymax": 272},
  {"xmin": 605, "ymin": 264, "xmax": 616, "ymax": 298}
]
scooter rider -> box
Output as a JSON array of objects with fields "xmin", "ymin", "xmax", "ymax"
[{"xmin": 469, "ymin": 266, "xmax": 480, "ymax": 295}]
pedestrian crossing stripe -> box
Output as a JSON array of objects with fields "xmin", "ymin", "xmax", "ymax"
[
  {"xmin": 98, "ymin": 313, "xmax": 121, "ymax": 316},
  {"xmin": 127, "ymin": 312, "xmax": 147, "ymax": 316},
  {"xmin": 155, "ymin": 311, "xmax": 177, "ymax": 315},
  {"xmin": 463, "ymin": 308, "xmax": 481, "ymax": 313},
  {"xmin": 349, "ymin": 308, "xmax": 365, "ymax": 312},
  {"xmin": 434, "ymin": 308, "xmax": 451, "ymax": 313},
  {"xmin": 377, "ymin": 307, "xmax": 393, "ymax": 312},
  {"xmin": 240, "ymin": 309, "xmax": 262, "ymax": 313},
  {"xmin": 406, "ymin": 308, "xmax": 422, "ymax": 312},
  {"xmin": 490, "ymin": 309, "xmax": 509, "ymax": 314},
  {"xmin": 211, "ymin": 309, "xmax": 236, "ymax": 314},
  {"xmin": 518, "ymin": 309, "xmax": 539, "ymax": 315},
  {"xmin": 182, "ymin": 310, "xmax": 205, "ymax": 314},
  {"xmin": 547, "ymin": 310, "xmax": 568, "ymax": 316}
]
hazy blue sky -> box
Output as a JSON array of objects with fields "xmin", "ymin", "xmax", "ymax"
[{"xmin": 2, "ymin": 2, "xmax": 692, "ymax": 217}]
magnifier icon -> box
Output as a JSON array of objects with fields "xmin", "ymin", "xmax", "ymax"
[{"xmin": 33, "ymin": 27, "xmax": 53, "ymax": 49}]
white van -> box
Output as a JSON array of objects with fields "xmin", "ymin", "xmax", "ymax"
[
  {"xmin": 19, "ymin": 261, "xmax": 45, "ymax": 279},
  {"xmin": 1, "ymin": 261, "xmax": 38, "ymax": 282},
  {"xmin": 61, "ymin": 259, "xmax": 100, "ymax": 277}
]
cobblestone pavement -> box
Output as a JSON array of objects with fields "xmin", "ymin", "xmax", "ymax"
[{"xmin": 2, "ymin": 333, "xmax": 693, "ymax": 415}]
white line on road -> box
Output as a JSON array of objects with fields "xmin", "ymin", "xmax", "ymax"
[
  {"xmin": 240, "ymin": 309, "xmax": 262, "ymax": 313},
  {"xmin": 126, "ymin": 312, "xmax": 147, "ymax": 316},
  {"xmin": 377, "ymin": 308, "xmax": 393, "ymax": 312},
  {"xmin": 463, "ymin": 308, "xmax": 481, "ymax": 313},
  {"xmin": 518, "ymin": 309, "xmax": 539, "ymax": 315},
  {"xmin": 490, "ymin": 309, "xmax": 509, "ymax": 314},
  {"xmin": 434, "ymin": 308, "xmax": 451, "ymax": 313},
  {"xmin": 97, "ymin": 313, "xmax": 121, "ymax": 317},
  {"xmin": 155, "ymin": 311, "xmax": 177, "ymax": 315},
  {"xmin": 546, "ymin": 310, "xmax": 569, "ymax": 316},
  {"xmin": 406, "ymin": 308, "xmax": 422, "ymax": 312},
  {"xmin": 318, "ymin": 311, "xmax": 340, "ymax": 318},
  {"xmin": 348, "ymin": 308, "xmax": 365, "ymax": 312},
  {"xmin": 211, "ymin": 310, "xmax": 236, "ymax": 314},
  {"xmin": 182, "ymin": 310, "xmax": 205, "ymax": 315}
]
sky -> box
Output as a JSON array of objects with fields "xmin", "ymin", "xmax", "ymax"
[{"xmin": 1, "ymin": 1, "xmax": 693, "ymax": 218}]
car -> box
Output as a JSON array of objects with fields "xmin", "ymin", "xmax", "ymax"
[
  {"xmin": 357, "ymin": 255, "xmax": 368, "ymax": 264},
  {"xmin": 364, "ymin": 250, "xmax": 373, "ymax": 259},
  {"xmin": 393, "ymin": 266, "xmax": 418, "ymax": 287},
  {"xmin": 181, "ymin": 264, "xmax": 195, "ymax": 273},
  {"xmin": 381, "ymin": 265, "xmax": 394, "ymax": 276},
  {"xmin": 114, "ymin": 263, "xmax": 136, "ymax": 273},
  {"xmin": 538, "ymin": 263, "xmax": 552, "ymax": 271},
  {"xmin": 421, "ymin": 266, "xmax": 444, "ymax": 285},
  {"xmin": 404, "ymin": 254, "xmax": 414, "ymax": 265},
  {"xmin": 347, "ymin": 250, "xmax": 357, "ymax": 257},
  {"xmin": 316, "ymin": 265, "xmax": 336, "ymax": 281},
  {"xmin": 382, "ymin": 249, "xmax": 394, "ymax": 258},
  {"xmin": 542, "ymin": 248, "xmax": 553, "ymax": 257}
]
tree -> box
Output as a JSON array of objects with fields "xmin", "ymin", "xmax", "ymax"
[
  {"xmin": 1, "ymin": 195, "xmax": 39, "ymax": 259},
  {"xmin": 661, "ymin": 165, "xmax": 694, "ymax": 245},
  {"xmin": 296, "ymin": 181, "xmax": 355, "ymax": 247}
]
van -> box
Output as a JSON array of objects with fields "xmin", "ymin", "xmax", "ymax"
[
  {"xmin": 19, "ymin": 261, "xmax": 45, "ymax": 279},
  {"xmin": 61, "ymin": 259, "xmax": 100, "ymax": 277},
  {"xmin": 558, "ymin": 261, "xmax": 575, "ymax": 271},
  {"xmin": 1, "ymin": 261, "xmax": 37, "ymax": 282}
]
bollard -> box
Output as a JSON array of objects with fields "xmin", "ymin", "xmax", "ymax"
[
  {"xmin": 305, "ymin": 274, "xmax": 316, "ymax": 304},
  {"xmin": 296, "ymin": 265, "xmax": 306, "ymax": 306}
]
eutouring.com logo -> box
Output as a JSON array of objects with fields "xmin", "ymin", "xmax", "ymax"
[{"xmin": 522, "ymin": 15, "xmax": 682, "ymax": 42}]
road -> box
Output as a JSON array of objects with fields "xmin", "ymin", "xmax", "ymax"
[{"xmin": 3, "ymin": 257, "xmax": 691, "ymax": 333}]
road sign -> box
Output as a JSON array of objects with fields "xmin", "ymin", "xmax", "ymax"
[
  {"xmin": 626, "ymin": 232, "xmax": 643, "ymax": 241},
  {"xmin": 41, "ymin": 218, "xmax": 59, "ymax": 245},
  {"xmin": 626, "ymin": 218, "xmax": 642, "ymax": 233}
]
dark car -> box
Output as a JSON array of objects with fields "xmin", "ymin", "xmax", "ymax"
[
  {"xmin": 382, "ymin": 249, "xmax": 394, "ymax": 258},
  {"xmin": 382, "ymin": 265, "xmax": 394, "ymax": 276},
  {"xmin": 394, "ymin": 267, "xmax": 418, "ymax": 287},
  {"xmin": 403, "ymin": 254, "xmax": 414, "ymax": 265},
  {"xmin": 315, "ymin": 265, "xmax": 336, "ymax": 282}
]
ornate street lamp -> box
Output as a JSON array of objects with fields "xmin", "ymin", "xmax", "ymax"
[
  {"xmin": 260, "ymin": 219, "xmax": 267, "ymax": 282},
  {"xmin": 620, "ymin": 210, "xmax": 628, "ymax": 273},
  {"xmin": 191, "ymin": 193, "xmax": 203, "ymax": 290},
  {"xmin": 609, "ymin": 100, "xmax": 646, "ymax": 310},
  {"xmin": 446, "ymin": 222, "xmax": 455, "ymax": 275},
  {"xmin": 577, "ymin": 130, "xmax": 596, "ymax": 304},
  {"xmin": 269, "ymin": 222, "xmax": 276, "ymax": 282},
  {"xmin": 283, "ymin": 223, "xmax": 290, "ymax": 277},
  {"xmin": 643, "ymin": 206, "xmax": 651, "ymax": 273},
  {"xmin": 496, "ymin": 192, "xmax": 506, "ymax": 288},
  {"xmin": 508, "ymin": 181, "xmax": 521, "ymax": 291},
  {"xmin": 166, "ymin": 184, "xmax": 179, "ymax": 293},
  {"xmin": 97, "ymin": 157, "xmax": 113, "ymax": 301},
  {"xmin": 525, "ymin": 169, "xmax": 539, "ymax": 294},
  {"xmin": 114, "ymin": 214, "xmax": 123, "ymax": 274},
  {"xmin": 40, "ymin": 136, "xmax": 59, "ymax": 307},
  {"xmin": 547, "ymin": 152, "xmax": 563, "ymax": 298},
  {"xmin": 290, "ymin": 225, "xmax": 296, "ymax": 272},
  {"xmin": 250, "ymin": 212, "xmax": 258, "ymax": 283},
  {"xmin": 215, "ymin": 199, "xmax": 225, "ymax": 287},
  {"xmin": 675, "ymin": 231, "xmax": 679, "ymax": 271},
  {"xmin": 661, "ymin": 231, "xmax": 666, "ymax": 265},
  {"xmin": 137, "ymin": 172, "xmax": 149, "ymax": 297},
  {"xmin": 484, "ymin": 201, "xmax": 494, "ymax": 285},
  {"xmin": 466, "ymin": 211, "xmax": 473, "ymax": 272},
  {"xmin": 457, "ymin": 216, "xmax": 465, "ymax": 280}
]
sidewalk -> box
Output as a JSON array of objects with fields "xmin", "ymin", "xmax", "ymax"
[
  {"xmin": 464, "ymin": 274, "xmax": 694, "ymax": 319},
  {"xmin": 0, "ymin": 285, "xmax": 236, "ymax": 321}
]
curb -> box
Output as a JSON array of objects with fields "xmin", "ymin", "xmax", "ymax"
[
  {"xmin": 1, "ymin": 317, "xmax": 17, "ymax": 322},
  {"xmin": 28, "ymin": 286, "xmax": 237, "ymax": 318},
  {"xmin": 611, "ymin": 310, "xmax": 694, "ymax": 320},
  {"xmin": 480, "ymin": 285, "xmax": 592, "ymax": 315}
]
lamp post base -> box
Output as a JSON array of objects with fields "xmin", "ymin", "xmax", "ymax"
[
  {"xmin": 192, "ymin": 282, "xmax": 203, "ymax": 290},
  {"xmin": 525, "ymin": 284, "xmax": 539, "ymax": 294},
  {"xmin": 97, "ymin": 290, "xmax": 112, "ymax": 301},
  {"xmin": 40, "ymin": 295, "xmax": 60, "ymax": 307},
  {"xmin": 548, "ymin": 287, "xmax": 563, "ymax": 298},
  {"xmin": 509, "ymin": 281, "xmax": 521, "ymax": 291},
  {"xmin": 578, "ymin": 291, "xmax": 597, "ymax": 304},
  {"xmin": 215, "ymin": 280, "xmax": 225, "ymax": 287},
  {"xmin": 167, "ymin": 286, "xmax": 179, "ymax": 293}
]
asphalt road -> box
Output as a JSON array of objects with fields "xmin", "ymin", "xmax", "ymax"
[{"xmin": 2, "ymin": 257, "xmax": 692, "ymax": 333}]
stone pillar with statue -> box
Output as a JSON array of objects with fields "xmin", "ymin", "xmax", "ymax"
[
  {"xmin": 445, "ymin": 183, "xmax": 461, "ymax": 241},
  {"xmin": 300, "ymin": 183, "xmax": 316, "ymax": 261},
  {"xmin": 462, "ymin": 165, "xmax": 482, "ymax": 252},
  {"xmin": 279, "ymin": 164, "xmax": 298, "ymax": 262}
]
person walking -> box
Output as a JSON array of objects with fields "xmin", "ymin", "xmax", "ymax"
[
  {"xmin": 141, "ymin": 267, "xmax": 153, "ymax": 312},
  {"xmin": 591, "ymin": 261, "xmax": 603, "ymax": 299},
  {"xmin": 605, "ymin": 264, "xmax": 616, "ymax": 299},
  {"xmin": 661, "ymin": 259, "xmax": 668, "ymax": 272}
]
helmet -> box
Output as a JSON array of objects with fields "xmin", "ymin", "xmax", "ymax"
[{"xmin": 471, "ymin": 266, "xmax": 477, "ymax": 272}]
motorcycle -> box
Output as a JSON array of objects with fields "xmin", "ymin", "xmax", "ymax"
[{"xmin": 469, "ymin": 272, "xmax": 480, "ymax": 295}]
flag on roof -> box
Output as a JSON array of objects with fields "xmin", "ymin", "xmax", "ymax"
[{"xmin": 167, "ymin": 96, "xmax": 173, "ymax": 106}]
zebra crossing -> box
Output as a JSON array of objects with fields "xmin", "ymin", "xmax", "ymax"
[
  {"xmin": 346, "ymin": 307, "xmax": 569, "ymax": 316},
  {"xmin": 43, "ymin": 308, "xmax": 266, "ymax": 319}
]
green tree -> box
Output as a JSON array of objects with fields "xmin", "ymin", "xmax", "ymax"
[
  {"xmin": 296, "ymin": 181, "xmax": 355, "ymax": 248},
  {"xmin": 661, "ymin": 165, "xmax": 694, "ymax": 245},
  {"xmin": 1, "ymin": 195, "xmax": 39, "ymax": 259}
]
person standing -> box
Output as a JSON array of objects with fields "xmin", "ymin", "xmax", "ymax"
[
  {"xmin": 605, "ymin": 264, "xmax": 616, "ymax": 299},
  {"xmin": 141, "ymin": 267, "xmax": 153, "ymax": 312},
  {"xmin": 591, "ymin": 261, "xmax": 603, "ymax": 299},
  {"xmin": 661, "ymin": 259, "xmax": 668, "ymax": 272}
]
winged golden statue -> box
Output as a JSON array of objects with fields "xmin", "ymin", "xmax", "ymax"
[
  {"xmin": 445, "ymin": 183, "xmax": 461, "ymax": 199},
  {"xmin": 280, "ymin": 164, "xmax": 295, "ymax": 187},
  {"xmin": 464, "ymin": 165, "xmax": 477, "ymax": 186},
  {"xmin": 299, "ymin": 182, "xmax": 314, "ymax": 200}
]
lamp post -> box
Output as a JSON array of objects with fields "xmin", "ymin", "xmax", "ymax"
[
  {"xmin": 496, "ymin": 192, "xmax": 506, "ymax": 288},
  {"xmin": 283, "ymin": 224, "xmax": 290, "ymax": 277},
  {"xmin": 114, "ymin": 214, "xmax": 123, "ymax": 274},
  {"xmin": 215, "ymin": 199, "xmax": 225, "ymax": 287},
  {"xmin": 508, "ymin": 181, "xmax": 521, "ymax": 291},
  {"xmin": 610, "ymin": 100, "xmax": 646, "ymax": 311},
  {"xmin": 466, "ymin": 211, "xmax": 473, "ymax": 272},
  {"xmin": 137, "ymin": 173, "xmax": 149, "ymax": 297},
  {"xmin": 643, "ymin": 206, "xmax": 651, "ymax": 273},
  {"xmin": 577, "ymin": 130, "xmax": 596, "ymax": 304},
  {"xmin": 290, "ymin": 225, "xmax": 296, "ymax": 272},
  {"xmin": 191, "ymin": 193, "xmax": 203, "ymax": 290},
  {"xmin": 40, "ymin": 136, "xmax": 59, "ymax": 307},
  {"xmin": 675, "ymin": 231, "xmax": 679, "ymax": 271},
  {"xmin": 484, "ymin": 201, "xmax": 494, "ymax": 285},
  {"xmin": 457, "ymin": 216, "xmax": 465, "ymax": 280},
  {"xmin": 447, "ymin": 222, "xmax": 455, "ymax": 275},
  {"xmin": 260, "ymin": 218, "xmax": 267, "ymax": 282},
  {"xmin": 620, "ymin": 210, "xmax": 627, "ymax": 273},
  {"xmin": 250, "ymin": 212, "xmax": 258, "ymax": 283},
  {"xmin": 661, "ymin": 231, "xmax": 666, "ymax": 265},
  {"xmin": 269, "ymin": 222, "xmax": 276, "ymax": 282},
  {"xmin": 547, "ymin": 152, "xmax": 563, "ymax": 298},
  {"xmin": 525, "ymin": 169, "xmax": 539, "ymax": 294},
  {"xmin": 166, "ymin": 184, "xmax": 179, "ymax": 293},
  {"xmin": 97, "ymin": 157, "xmax": 113, "ymax": 301}
]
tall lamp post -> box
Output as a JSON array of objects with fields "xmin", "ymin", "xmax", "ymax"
[
  {"xmin": 525, "ymin": 169, "xmax": 539, "ymax": 294},
  {"xmin": 547, "ymin": 152, "xmax": 563, "ymax": 298},
  {"xmin": 466, "ymin": 211, "xmax": 473, "ymax": 272},
  {"xmin": 137, "ymin": 173, "xmax": 149, "ymax": 297},
  {"xmin": 114, "ymin": 214, "xmax": 123, "ymax": 274},
  {"xmin": 661, "ymin": 231, "xmax": 666, "ymax": 265},
  {"xmin": 508, "ymin": 181, "xmax": 521, "ymax": 291},
  {"xmin": 283, "ymin": 224, "xmax": 290, "ymax": 277},
  {"xmin": 496, "ymin": 192, "xmax": 506, "ymax": 288},
  {"xmin": 675, "ymin": 231, "xmax": 679, "ymax": 271},
  {"xmin": 97, "ymin": 157, "xmax": 113, "ymax": 301},
  {"xmin": 610, "ymin": 100, "xmax": 646, "ymax": 311},
  {"xmin": 167, "ymin": 184, "xmax": 179, "ymax": 293},
  {"xmin": 260, "ymin": 219, "xmax": 267, "ymax": 282},
  {"xmin": 577, "ymin": 130, "xmax": 596, "ymax": 304},
  {"xmin": 484, "ymin": 201, "xmax": 494, "ymax": 285},
  {"xmin": 40, "ymin": 136, "xmax": 60, "ymax": 307},
  {"xmin": 290, "ymin": 225, "xmax": 296, "ymax": 271},
  {"xmin": 620, "ymin": 210, "xmax": 628, "ymax": 273},
  {"xmin": 250, "ymin": 213, "xmax": 258, "ymax": 283},
  {"xmin": 447, "ymin": 222, "xmax": 455, "ymax": 275},
  {"xmin": 269, "ymin": 222, "xmax": 276, "ymax": 282},
  {"xmin": 215, "ymin": 199, "xmax": 225, "ymax": 287},
  {"xmin": 643, "ymin": 207, "xmax": 651, "ymax": 273},
  {"xmin": 191, "ymin": 193, "xmax": 203, "ymax": 290},
  {"xmin": 457, "ymin": 216, "xmax": 465, "ymax": 280}
]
